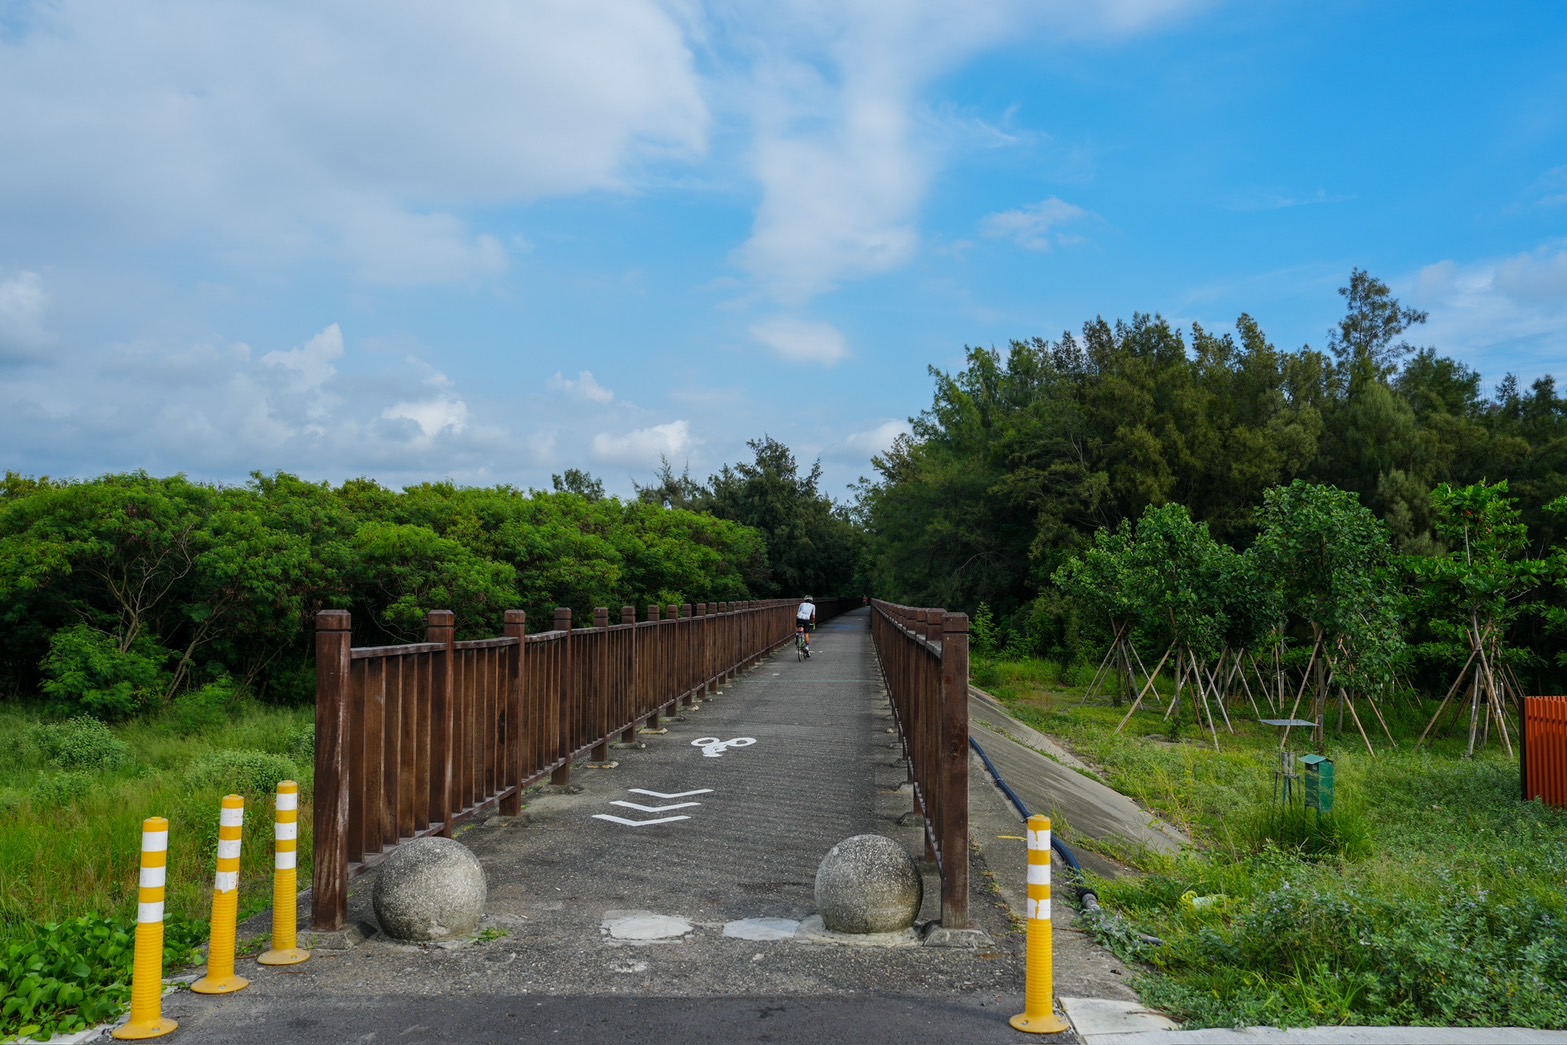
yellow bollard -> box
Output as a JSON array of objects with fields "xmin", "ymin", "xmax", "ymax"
[
  {"xmin": 258, "ymin": 780, "xmax": 310, "ymax": 966},
  {"xmin": 192, "ymin": 794, "xmax": 249, "ymax": 994},
  {"xmin": 1010, "ymin": 814, "xmax": 1070, "ymax": 1034},
  {"xmin": 112, "ymin": 818, "xmax": 178, "ymax": 1040}
]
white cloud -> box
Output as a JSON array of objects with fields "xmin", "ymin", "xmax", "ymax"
[
  {"xmin": 549, "ymin": 370, "xmax": 616, "ymax": 404},
  {"xmin": 0, "ymin": 321, "xmax": 541, "ymax": 484},
  {"xmin": 722, "ymin": 0, "xmax": 1208, "ymax": 303},
  {"xmin": 0, "ymin": 271, "xmax": 54, "ymax": 362},
  {"xmin": 0, "ymin": 1, "xmax": 709, "ymax": 285},
  {"xmin": 839, "ymin": 419, "xmax": 912, "ymax": 459},
  {"xmin": 591, "ymin": 420, "xmax": 695, "ymax": 467},
  {"xmin": 381, "ymin": 396, "xmax": 469, "ymax": 442},
  {"xmin": 981, "ymin": 197, "xmax": 1094, "ymax": 251},
  {"xmin": 749, "ymin": 316, "xmax": 849, "ymax": 365},
  {"xmin": 1406, "ymin": 243, "xmax": 1567, "ymax": 388}
]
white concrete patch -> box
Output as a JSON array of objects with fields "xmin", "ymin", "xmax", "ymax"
[
  {"xmin": 794, "ymin": 915, "xmax": 919, "ymax": 948},
  {"xmin": 1060, "ymin": 997, "xmax": 1178, "ymax": 1038},
  {"xmin": 722, "ymin": 917, "xmax": 801, "ymax": 941},
  {"xmin": 609, "ymin": 959, "xmax": 649, "ymax": 974},
  {"xmin": 600, "ymin": 911, "xmax": 693, "ymax": 944}
]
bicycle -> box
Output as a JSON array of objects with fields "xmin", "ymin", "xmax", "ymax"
[{"xmin": 795, "ymin": 626, "xmax": 811, "ymax": 660}]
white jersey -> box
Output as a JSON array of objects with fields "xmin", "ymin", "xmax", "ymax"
[{"xmin": 796, "ymin": 601, "xmax": 817, "ymax": 621}]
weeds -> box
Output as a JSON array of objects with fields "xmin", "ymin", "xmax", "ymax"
[
  {"xmin": 983, "ymin": 662, "xmax": 1567, "ymax": 1029},
  {"xmin": 0, "ymin": 701, "xmax": 315, "ymax": 1042}
]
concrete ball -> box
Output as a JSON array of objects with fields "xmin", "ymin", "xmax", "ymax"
[
  {"xmin": 814, "ymin": 834, "xmax": 922, "ymax": 933},
  {"xmin": 372, "ymin": 837, "xmax": 487, "ymax": 941}
]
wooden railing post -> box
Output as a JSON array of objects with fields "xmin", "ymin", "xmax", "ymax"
[
  {"xmin": 551, "ymin": 608, "xmax": 573, "ymax": 786},
  {"xmin": 696, "ymin": 602, "xmax": 709, "ymax": 697},
  {"xmin": 501, "ymin": 610, "xmax": 526, "ymax": 816},
  {"xmin": 426, "ymin": 610, "xmax": 456, "ymax": 838},
  {"xmin": 312, "ymin": 610, "xmax": 352, "ymax": 932},
  {"xmin": 592, "ymin": 607, "xmax": 611, "ymax": 762},
  {"xmin": 645, "ymin": 605, "xmax": 663, "ymax": 729},
  {"xmin": 680, "ymin": 604, "xmax": 692, "ymax": 711},
  {"xmin": 940, "ymin": 611, "xmax": 971, "ymax": 930},
  {"xmin": 620, "ymin": 606, "xmax": 638, "ymax": 742}
]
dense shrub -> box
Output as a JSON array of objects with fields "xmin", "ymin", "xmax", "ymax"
[
  {"xmin": 165, "ymin": 677, "xmax": 242, "ymax": 735},
  {"xmin": 28, "ymin": 771, "xmax": 94, "ymax": 808},
  {"xmin": 39, "ymin": 626, "xmax": 168, "ymax": 721},
  {"xmin": 284, "ymin": 722, "xmax": 315, "ymax": 768},
  {"xmin": 183, "ymin": 749, "xmax": 299, "ymax": 799},
  {"xmin": 24, "ymin": 716, "xmax": 130, "ymax": 772}
]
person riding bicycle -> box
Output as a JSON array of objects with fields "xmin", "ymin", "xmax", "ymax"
[{"xmin": 795, "ymin": 596, "xmax": 817, "ymax": 656}]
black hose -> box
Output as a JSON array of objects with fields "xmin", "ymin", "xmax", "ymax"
[
  {"xmin": 969, "ymin": 734, "xmax": 1166, "ymax": 948},
  {"xmin": 968, "ymin": 735, "xmax": 1098, "ymax": 908}
]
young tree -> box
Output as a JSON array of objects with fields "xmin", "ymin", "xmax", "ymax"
[
  {"xmin": 1411, "ymin": 481, "xmax": 1547, "ymax": 754},
  {"xmin": 1251, "ymin": 481, "xmax": 1404, "ymax": 751}
]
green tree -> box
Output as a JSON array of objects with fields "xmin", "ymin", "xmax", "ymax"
[
  {"xmin": 1408, "ymin": 481, "xmax": 1545, "ymax": 752},
  {"xmin": 1251, "ymin": 481, "xmax": 1404, "ymax": 749},
  {"xmin": 705, "ymin": 436, "xmax": 856, "ymax": 598},
  {"xmin": 551, "ymin": 468, "xmax": 606, "ymax": 501}
]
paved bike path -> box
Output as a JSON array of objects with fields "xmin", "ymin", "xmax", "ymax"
[{"xmin": 157, "ymin": 608, "xmax": 1036, "ymax": 1043}]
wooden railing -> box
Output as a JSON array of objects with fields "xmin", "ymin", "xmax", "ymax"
[
  {"xmin": 311, "ymin": 598, "xmax": 850, "ymax": 931},
  {"xmin": 868, "ymin": 599, "xmax": 970, "ymax": 930},
  {"xmin": 1522, "ymin": 696, "xmax": 1567, "ymax": 809}
]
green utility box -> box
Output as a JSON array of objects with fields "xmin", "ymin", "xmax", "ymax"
[{"xmin": 1301, "ymin": 754, "xmax": 1334, "ymax": 814}]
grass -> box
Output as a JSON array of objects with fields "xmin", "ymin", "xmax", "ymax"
[
  {"xmin": 976, "ymin": 653, "xmax": 1567, "ymax": 1030},
  {"xmin": 0, "ymin": 700, "xmax": 314, "ymax": 1040}
]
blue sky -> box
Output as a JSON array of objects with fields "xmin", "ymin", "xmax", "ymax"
[{"xmin": 2, "ymin": 1, "xmax": 1564, "ymax": 501}]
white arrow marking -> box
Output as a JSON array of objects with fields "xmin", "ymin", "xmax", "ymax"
[
  {"xmin": 611, "ymin": 801, "xmax": 702, "ymax": 812},
  {"xmin": 628, "ymin": 788, "xmax": 714, "ymax": 799},
  {"xmin": 592, "ymin": 814, "xmax": 691, "ymax": 827}
]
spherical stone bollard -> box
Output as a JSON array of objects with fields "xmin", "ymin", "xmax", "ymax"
[
  {"xmin": 372, "ymin": 837, "xmax": 487, "ymax": 942},
  {"xmin": 814, "ymin": 834, "xmax": 922, "ymax": 934}
]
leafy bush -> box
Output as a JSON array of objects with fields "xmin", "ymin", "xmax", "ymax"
[
  {"xmin": 39, "ymin": 626, "xmax": 169, "ymax": 721},
  {"xmin": 27, "ymin": 772, "xmax": 93, "ymax": 809},
  {"xmin": 970, "ymin": 603, "xmax": 999, "ymax": 656},
  {"xmin": 165, "ymin": 677, "xmax": 242, "ymax": 735},
  {"xmin": 0, "ymin": 914, "xmax": 205, "ymax": 1042},
  {"xmin": 24, "ymin": 717, "xmax": 130, "ymax": 772},
  {"xmin": 284, "ymin": 723, "xmax": 315, "ymax": 768},
  {"xmin": 184, "ymin": 749, "xmax": 299, "ymax": 800}
]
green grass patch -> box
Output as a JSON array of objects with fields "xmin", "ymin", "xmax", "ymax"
[
  {"xmin": 0, "ymin": 701, "xmax": 314, "ymax": 1041},
  {"xmin": 976, "ymin": 655, "xmax": 1567, "ymax": 1029}
]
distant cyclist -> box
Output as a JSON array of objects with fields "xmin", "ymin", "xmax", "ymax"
[{"xmin": 795, "ymin": 595, "xmax": 817, "ymax": 656}]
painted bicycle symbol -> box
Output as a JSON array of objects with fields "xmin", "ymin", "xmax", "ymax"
[{"xmin": 692, "ymin": 737, "xmax": 756, "ymax": 758}]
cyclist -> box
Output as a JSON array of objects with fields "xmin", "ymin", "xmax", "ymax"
[{"xmin": 795, "ymin": 595, "xmax": 817, "ymax": 657}]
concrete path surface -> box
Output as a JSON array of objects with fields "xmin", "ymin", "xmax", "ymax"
[
  {"xmin": 95, "ymin": 609, "xmax": 1563, "ymax": 1045},
  {"xmin": 149, "ymin": 609, "xmax": 1050, "ymax": 1044}
]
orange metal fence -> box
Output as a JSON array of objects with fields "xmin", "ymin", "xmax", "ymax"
[
  {"xmin": 868, "ymin": 599, "xmax": 970, "ymax": 931},
  {"xmin": 1523, "ymin": 696, "xmax": 1567, "ymax": 810},
  {"xmin": 313, "ymin": 598, "xmax": 850, "ymax": 931}
]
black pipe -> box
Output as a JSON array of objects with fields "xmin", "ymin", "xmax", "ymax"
[
  {"xmin": 969, "ymin": 734, "xmax": 1168, "ymax": 947},
  {"xmin": 968, "ymin": 735, "xmax": 1097, "ymax": 907}
]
